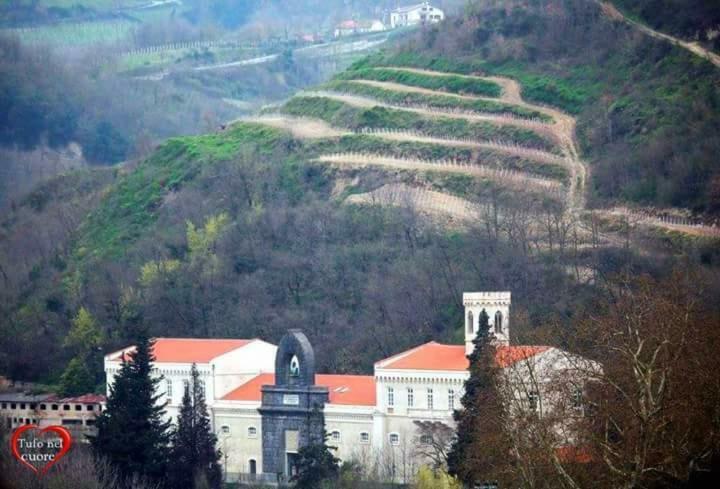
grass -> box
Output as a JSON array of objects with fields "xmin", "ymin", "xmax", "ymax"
[
  {"xmin": 323, "ymin": 80, "xmax": 553, "ymax": 121},
  {"xmin": 74, "ymin": 123, "xmax": 288, "ymax": 260},
  {"xmin": 350, "ymin": 52, "xmax": 595, "ymax": 115},
  {"xmin": 306, "ymin": 135, "xmax": 568, "ymax": 181},
  {"xmin": 336, "ymin": 67, "xmax": 502, "ymax": 97},
  {"xmin": 279, "ymin": 96, "xmax": 559, "ymax": 152}
]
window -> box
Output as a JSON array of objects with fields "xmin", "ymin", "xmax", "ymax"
[
  {"xmin": 1, "ymin": 403, "xmax": 6, "ymax": 409},
  {"xmin": 63, "ymin": 405, "xmax": 70, "ymax": 411},
  {"xmin": 20, "ymin": 403, "xmax": 25, "ymax": 409},
  {"xmin": 407, "ymin": 388, "xmax": 414, "ymax": 407},
  {"xmin": 30, "ymin": 404, "xmax": 36, "ymax": 410},
  {"xmin": 572, "ymin": 387, "xmax": 583, "ymax": 411},
  {"xmin": 389, "ymin": 433, "xmax": 400, "ymax": 445},
  {"xmin": 387, "ymin": 387, "xmax": 395, "ymax": 407},
  {"xmin": 427, "ymin": 388, "xmax": 434, "ymax": 410},
  {"xmin": 247, "ymin": 426, "xmax": 258, "ymax": 438},
  {"xmin": 85, "ymin": 419, "xmax": 96, "ymax": 426},
  {"xmin": 166, "ymin": 379, "xmax": 173, "ymax": 399},
  {"xmin": 40, "ymin": 404, "xmax": 46, "ymax": 410},
  {"xmin": 467, "ymin": 311, "xmax": 473, "ymax": 334},
  {"xmin": 51, "ymin": 404, "xmax": 58, "ymax": 411},
  {"xmin": 360, "ymin": 432, "xmax": 370, "ymax": 444},
  {"xmin": 420, "ymin": 434, "xmax": 432, "ymax": 445},
  {"xmin": 221, "ymin": 425, "xmax": 230, "ymax": 434},
  {"xmin": 448, "ymin": 389, "xmax": 455, "ymax": 410},
  {"xmin": 528, "ymin": 391, "xmax": 540, "ymax": 412},
  {"xmin": 10, "ymin": 403, "xmax": 16, "ymax": 409},
  {"xmin": 494, "ymin": 311, "xmax": 503, "ymax": 334},
  {"xmin": 198, "ymin": 379, "xmax": 206, "ymax": 397},
  {"xmin": 183, "ymin": 379, "xmax": 190, "ymax": 393},
  {"xmin": 86, "ymin": 405, "xmax": 94, "ymax": 411},
  {"xmin": 331, "ymin": 430, "xmax": 341, "ymax": 443},
  {"xmin": 61, "ymin": 419, "xmax": 82, "ymax": 425},
  {"xmin": 75, "ymin": 405, "xmax": 82, "ymax": 411}
]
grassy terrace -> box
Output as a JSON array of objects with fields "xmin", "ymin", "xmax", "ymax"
[
  {"xmin": 277, "ymin": 96, "xmax": 559, "ymax": 152},
  {"xmin": 323, "ymin": 80, "xmax": 552, "ymax": 121},
  {"xmin": 306, "ymin": 135, "xmax": 569, "ymax": 181},
  {"xmin": 336, "ymin": 67, "xmax": 503, "ymax": 97}
]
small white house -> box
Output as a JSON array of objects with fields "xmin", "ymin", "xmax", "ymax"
[
  {"xmin": 390, "ymin": 2, "xmax": 445, "ymax": 29},
  {"xmin": 334, "ymin": 19, "xmax": 385, "ymax": 38}
]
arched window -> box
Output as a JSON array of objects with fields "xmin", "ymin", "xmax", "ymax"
[
  {"xmin": 221, "ymin": 425, "xmax": 230, "ymax": 434},
  {"xmin": 494, "ymin": 311, "xmax": 503, "ymax": 334},
  {"xmin": 389, "ymin": 433, "xmax": 400, "ymax": 445},
  {"xmin": 290, "ymin": 355, "xmax": 300, "ymax": 377},
  {"xmin": 331, "ymin": 430, "xmax": 341, "ymax": 443},
  {"xmin": 466, "ymin": 311, "xmax": 474, "ymax": 335},
  {"xmin": 360, "ymin": 432, "xmax": 370, "ymax": 444},
  {"xmin": 247, "ymin": 426, "xmax": 258, "ymax": 438}
]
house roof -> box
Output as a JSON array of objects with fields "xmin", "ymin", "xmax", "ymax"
[
  {"xmin": 222, "ymin": 373, "xmax": 376, "ymax": 406},
  {"xmin": 375, "ymin": 342, "xmax": 550, "ymax": 371},
  {"xmin": 338, "ymin": 20, "xmax": 358, "ymax": 29},
  {"xmin": 106, "ymin": 338, "xmax": 254, "ymax": 364},
  {"xmin": 393, "ymin": 2, "xmax": 431, "ymax": 14}
]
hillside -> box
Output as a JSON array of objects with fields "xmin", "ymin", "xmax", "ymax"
[{"xmin": 2, "ymin": 0, "xmax": 720, "ymax": 389}]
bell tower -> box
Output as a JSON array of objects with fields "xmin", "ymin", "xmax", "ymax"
[
  {"xmin": 463, "ymin": 291, "xmax": 511, "ymax": 354},
  {"xmin": 259, "ymin": 330, "xmax": 329, "ymax": 481}
]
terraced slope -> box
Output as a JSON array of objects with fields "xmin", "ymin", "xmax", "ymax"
[{"xmin": 245, "ymin": 64, "xmax": 720, "ymax": 238}]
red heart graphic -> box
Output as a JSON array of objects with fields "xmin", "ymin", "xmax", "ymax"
[{"xmin": 10, "ymin": 425, "xmax": 73, "ymax": 476}]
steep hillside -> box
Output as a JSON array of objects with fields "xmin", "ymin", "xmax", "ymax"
[{"xmin": 3, "ymin": 0, "xmax": 720, "ymax": 389}]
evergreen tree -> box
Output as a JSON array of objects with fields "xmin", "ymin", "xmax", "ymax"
[
  {"xmin": 447, "ymin": 309, "xmax": 508, "ymax": 486},
  {"xmin": 291, "ymin": 438, "xmax": 340, "ymax": 489},
  {"xmin": 292, "ymin": 407, "xmax": 339, "ymax": 489},
  {"xmin": 168, "ymin": 363, "xmax": 222, "ymax": 489},
  {"xmin": 91, "ymin": 332, "xmax": 171, "ymax": 486},
  {"xmin": 58, "ymin": 355, "xmax": 95, "ymax": 396}
]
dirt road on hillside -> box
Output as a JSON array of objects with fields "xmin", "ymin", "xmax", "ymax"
[{"xmin": 598, "ymin": 1, "xmax": 720, "ymax": 68}]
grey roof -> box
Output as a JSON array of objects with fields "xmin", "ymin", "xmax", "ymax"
[{"xmin": 0, "ymin": 392, "xmax": 53, "ymax": 403}]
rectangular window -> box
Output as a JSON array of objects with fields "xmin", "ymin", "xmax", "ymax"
[
  {"xmin": 85, "ymin": 419, "xmax": 95, "ymax": 426},
  {"xmin": 427, "ymin": 388, "xmax": 434, "ymax": 410},
  {"xmin": 572, "ymin": 387, "xmax": 583, "ymax": 411},
  {"xmin": 63, "ymin": 405, "xmax": 70, "ymax": 411},
  {"xmin": 40, "ymin": 404, "xmax": 46, "ymax": 410},
  {"xmin": 51, "ymin": 404, "xmax": 58, "ymax": 411},
  {"xmin": 387, "ymin": 387, "xmax": 394, "ymax": 407},
  {"xmin": 86, "ymin": 405, "xmax": 94, "ymax": 411},
  {"xmin": 61, "ymin": 419, "xmax": 82, "ymax": 425},
  {"xmin": 74, "ymin": 405, "xmax": 82, "ymax": 411},
  {"xmin": 166, "ymin": 379, "xmax": 173, "ymax": 399},
  {"xmin": 528, "ymin": 391, "xmax": 540, "ymax": 412},
  {"xmin": 20, "ymin": 403, "xmax": 25, "ymax": 410},
  {"xmin": 1, "ymin": 403, "xmax": 6, "ymax": 409},
  {"xmin": 407, "ymin": 388, "xmax": 414, "ymax": 407},
  {"xmin": 389, "ymin": 433, "xmax": 399, "ymax": 445},
  {"xmin": 448, "ymin": 389, "xmax": 455, "ymax": 410},
  {"xmin": 360, "ymin": 432, "xmax": 370, "ymax": 444}
]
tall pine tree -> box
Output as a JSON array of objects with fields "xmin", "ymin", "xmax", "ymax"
[
  {"xmin": 168, "ymin": 363, "xmax": 222, "ymax": 489},
  {"xmin": 447, "ymin": 309, "xmax": 509, "ymax": 486},
  {"xmin": 91, "ymin": 332, "xmax": 171, "ymax": 486}
]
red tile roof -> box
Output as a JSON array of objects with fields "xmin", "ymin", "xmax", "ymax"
[
  {"xmin": 106, "ymin": 338, "xmax": 253, "ymax": 364},
  {"xmin": 222, "ymin": 373, "xmax": 376, "ymax": 406},
  {"xmin": 47, "ymin": 394, "xmax": 106, "ymax": 404},
  {"xmin": 376, "ymin": 342, "xmax": 549, "ymax": 370}
]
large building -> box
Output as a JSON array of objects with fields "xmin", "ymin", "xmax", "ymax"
[
  {"xmin": 104, "ymin": 291, "xmax": 596, "ymax": 484},
  {"xmin": 0, "ymin": 393, "xmax": 105, "ymax": 439},
  {"xmin": 389, "ymin": 2, "xmax": 445, "ymax": 29}
]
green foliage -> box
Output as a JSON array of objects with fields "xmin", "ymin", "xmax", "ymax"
[
  {"xmin": 169, "ymin": 363, "xmax": 222, "ymax": 489},
  {"xmin": 74, "ymin": 123, "xmax": 286, "ymax": 260},
  {"xmin": 323, "ymin": 79, "xmax": 552, "ymax": 121},
  {"xmin": 281, "ymin": 97, "xmax": 557, "ymax": 152},
  {"xmin": 91, "ymin": 333, "xmax": 171, "ymax": 484},
  {"xmin": 139, "ymin": 259, "xmax": 182, "ymax": 287},
  {"xmin": 447, "ymin": 310, "xmax": 506, "ymax": 485},
  {"xmin": 65, "ymin": 307, "xmax": 102, "ymax": 351},
  {"xmin": 291, "ymin": 439, "xmax": 340, "ymax": 489},
  {"xmin": 308, "ymin": 135, "xmax": 568, "ymax": 181},
  {"xmin": 58, "ymin": 355, "xmax": 95, "ymax": 397},
  {"xmin": 336, "ymin": 67, "xmax": 502, "ymax": 97}
]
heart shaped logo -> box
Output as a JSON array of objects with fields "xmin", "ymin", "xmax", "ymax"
[{"xmin": 10, "ymin": 425, "xmax": 73, "ymax": 475}]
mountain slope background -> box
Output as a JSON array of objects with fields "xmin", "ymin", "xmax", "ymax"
[{"xmin": 2, "ymin": 0, "xmax": 720, "ymax": 388}]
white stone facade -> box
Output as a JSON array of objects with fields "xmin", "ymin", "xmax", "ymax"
[
  {"xmin": 390, "ymin": 2, "xmax": 445, "ymax": 29},
  {"xmin": 104, "ymin": 293, "xmax": 597, "ymax": 483}
]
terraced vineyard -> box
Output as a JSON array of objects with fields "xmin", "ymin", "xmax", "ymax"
[{"xmin": 245, "ymin": 64, "xmax": 720, "ymax": 240}]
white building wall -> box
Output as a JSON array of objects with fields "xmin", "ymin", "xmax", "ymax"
[
  {"xmin": 211, "ymin": 340, "xmax": 277, "ymax": 399},
  {"xmin": 213, "ymin": 402, "xmax": 263, "ymax": 478}
]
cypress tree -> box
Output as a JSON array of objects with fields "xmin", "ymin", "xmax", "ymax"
[
  {"xmin": 168, "ymin": 363, "xmax": 222, "ymax": 489},
  {"xmin": 91, "ymin": 333, "xmax": 171, "ymax": 486},
  {"xmin": 447, "ymin": 308, "xmax": 507, "ymax": 486}
]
